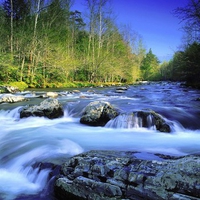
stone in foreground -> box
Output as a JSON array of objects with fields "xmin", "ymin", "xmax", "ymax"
[{"xmin": 55, "ymin": 150, "xmax": 200, "ymax": 200}]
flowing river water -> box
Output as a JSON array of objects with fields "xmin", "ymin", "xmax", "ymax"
[{"xmin": 0, "ymin": 81, "xmax": 200, "ymax": 199}]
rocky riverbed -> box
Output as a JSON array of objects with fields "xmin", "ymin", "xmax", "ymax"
[{"xmin": 54, "ymin": 150, "xmax": 200, "ymax": 200}]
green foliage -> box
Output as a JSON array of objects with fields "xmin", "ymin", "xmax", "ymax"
[
  {"xmin": 0, "ymin": 63, "xmax": 18, "ymax": 82},
  {"xmin": 167, "ymin": 0, "xmax": 200, "ymax": 87},
  {"xmin": 0, "ymin": 0, "xmax": 149, "ymax": 88},
  {"xmin": 160, "ymin": 42, "xmax": 200, "ymax": 87},
  {"xmin": 140, "ymin": 49, "xmax": 160, "ymax": 80},
  {"xmin": 183, "ymin": 42, "xmax": 200, "ymax": 85},
  {"xmin": 8, "ymin": 81, "xmax": 28, "ymax": 91}
]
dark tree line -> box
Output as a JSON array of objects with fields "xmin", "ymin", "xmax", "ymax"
[{"xmin": 160, "ymin": 0, "xmax": 200, "ymax": 87}]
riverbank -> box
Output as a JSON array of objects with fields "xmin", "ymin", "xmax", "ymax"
[{"xmin": 0, "ymin": 81, "xmax": 132, "ymax": 92}]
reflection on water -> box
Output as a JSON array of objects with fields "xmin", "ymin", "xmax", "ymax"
[{"xmin": 0, "ymin": 81, "xmax": 200, "ymax": 199}]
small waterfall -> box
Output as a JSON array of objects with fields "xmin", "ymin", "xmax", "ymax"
[
  {"xmin": 0, "ymin": 106, "xmax": 22, "ymax": 120},
  {"xmin": 105, "ymin": 111, "xmax": 185, "ymax": 132},
  {"xmin": 165, "ymin": 118, "xmax": 185, "ymax": 132},
  {"xmin": 0, "ymin": 166, "xmax": 51, "ymax": 200},
  {"xmin": 0, "ymin": 155, "xmax": 51, "ymax": 200},
  {"xmin": 105, "ymin": 112, "xmax": 156, "ymax": 129}
]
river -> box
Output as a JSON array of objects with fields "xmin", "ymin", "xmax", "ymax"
[{"xmin": 0, "ymin": 81, "xmax": 200, "ymax": 199}]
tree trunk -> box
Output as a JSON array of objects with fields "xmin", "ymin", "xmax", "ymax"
[{"xmin": 20, "ymin": 56, "xmax": 25, "ymax": 82}]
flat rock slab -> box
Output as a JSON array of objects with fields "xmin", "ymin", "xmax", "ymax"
[
  {"xmin": 0, "ymin": 94, "xmax": 27, "ymax": 103},
  {"xmin": 55, "ymin": 150, "xmax": 200, "ymax": 200}
]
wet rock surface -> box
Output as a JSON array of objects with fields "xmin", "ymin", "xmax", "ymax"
[
  {"xmin": 137, "ymin": 110, "xmax": 171, "ymax": 132},
  {"xmin": 106, "ymin": 110, "xmax": 171, "ymax": 133},
  {"xmin": 80, "ymin": 101, "xmax": 119, "ymax": 126},
  {"xmin": 79, "ymin": 100, "xmax": 170, "ymax": 132},
  {"xmin": 55, "ymin": 150, "xmax": 200, "ymax": 200},
  {"xmin": 20, "ymin": 98, "xmax": 64, "ymax": 119},
  {"xmin": 0, "ymin": 94, "xmax": 27, "ymax": 103}
]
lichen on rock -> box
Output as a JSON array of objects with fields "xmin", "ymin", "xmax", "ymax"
[{"xmin": 55, "ymin": 150, "xmax": 200, "ymax": 200}]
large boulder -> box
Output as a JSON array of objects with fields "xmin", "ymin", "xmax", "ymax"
[
  {"xmin": 80, "ymin": 101, "xmax": 119, "ymax": 126},
  {"xmin": 20, "ymin": 98, "xmax": 64, "ymax": 119},
  {"xmin": 0, "ymin": 94, "xmax": 27, "ymax": 104},
  {"xmin": 55, "ymin": 150, "xmax": 200, "ymax": 200}
]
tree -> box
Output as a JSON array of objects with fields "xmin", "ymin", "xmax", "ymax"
[
  {"xmin": 3, "ymin": 0, "xmax": 30, "ymax": 21},
  {"xmin": 84, "ymin": 0, "xmax": 115, "ymax": 82},
  {"xmin": 174, "ymin": 0, "xmax": 200, "ymax": 45},
  {"xmin": 0, "ymin": 4, "xmax": 8, "ymax": 52},
  {"xmin": 140, "ymin": 49, "xmax": 160, "ymax": 80},
  {"xmin": 182, "ymin": 42, "xmax": 200, "ymax": 85},
  {"xmin": 169, "ymin": 0, "xmax": 200, "ymax": 87},
  {"xmin": 160, "ymin": 42, "xmax": 200, "ymax": 87}
]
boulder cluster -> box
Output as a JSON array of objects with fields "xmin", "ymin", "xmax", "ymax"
[
  {"xmin": 80, "ymin": 101, "xmax": 171, "ymax": 133},
  {"xmin": 55, "ymin": 150, "xmax": 200, "ymax": 200}
]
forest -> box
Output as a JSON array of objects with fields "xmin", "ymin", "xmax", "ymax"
[
  {"xmin": 160, "ymin": 0, "xmax": 200, "ymax": 88},
  {"xmin": 0, "ymin": 0, "xmax": 199, "ymax": 89}
]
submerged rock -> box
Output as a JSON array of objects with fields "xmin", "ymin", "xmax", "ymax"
[
  {"xmin": 55, "ymin": 150, "xmax": 200, "ymax": 200},
  {"xmin": 106, "ymin": 110, "xmax": 171, "ymax": 133},
  {"xmin": 0, "ymin": 94, "xmax": 27, "ymax": 103},
  {"xmin": 20, "ymin": 98, "xmax": 64, "ymax": 119},
  {"xmin": 80, "ymin": 101, "xmax": 119, "ymax": 126},
  {"xmin": 115, "ymin": 86, "xmax": 129, "ymax": 93},
  {"xmin": 46, "ymin": 92, "xmax": 59, "ymax": 98},
  {"xmin": 137, "ymin": 110, "xmax": 171, "ymax": 132}
]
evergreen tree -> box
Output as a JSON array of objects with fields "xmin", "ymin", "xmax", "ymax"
[{"xmin": 140, "ymin": 49, "xmax": 160, "ymax": 80}]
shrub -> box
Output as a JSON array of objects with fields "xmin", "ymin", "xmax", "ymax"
[{"xmin": 8, "ymin": 81, "xmax": 28, "ymax": 91}]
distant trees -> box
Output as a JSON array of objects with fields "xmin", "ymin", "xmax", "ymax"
[
  {"xmin": 0, "ymin": 0, "xmax": 148, "ymax": 87},
  {"xmin": 160, "ymin": 0, "xmax": 200, "ymax": 87},
  {"xmin": 161, "ymin": 42, "xmax": 200, "ymax": 86}
]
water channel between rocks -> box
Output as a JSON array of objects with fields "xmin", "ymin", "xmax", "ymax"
[{"xmin": 0, "ymin": 81, "xmax": 200, "ymax": 199}]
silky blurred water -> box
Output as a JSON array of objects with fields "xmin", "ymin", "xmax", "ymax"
[{"xmin": 0, "ymin": 81, "xmax": 200, "ymax": 199}]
